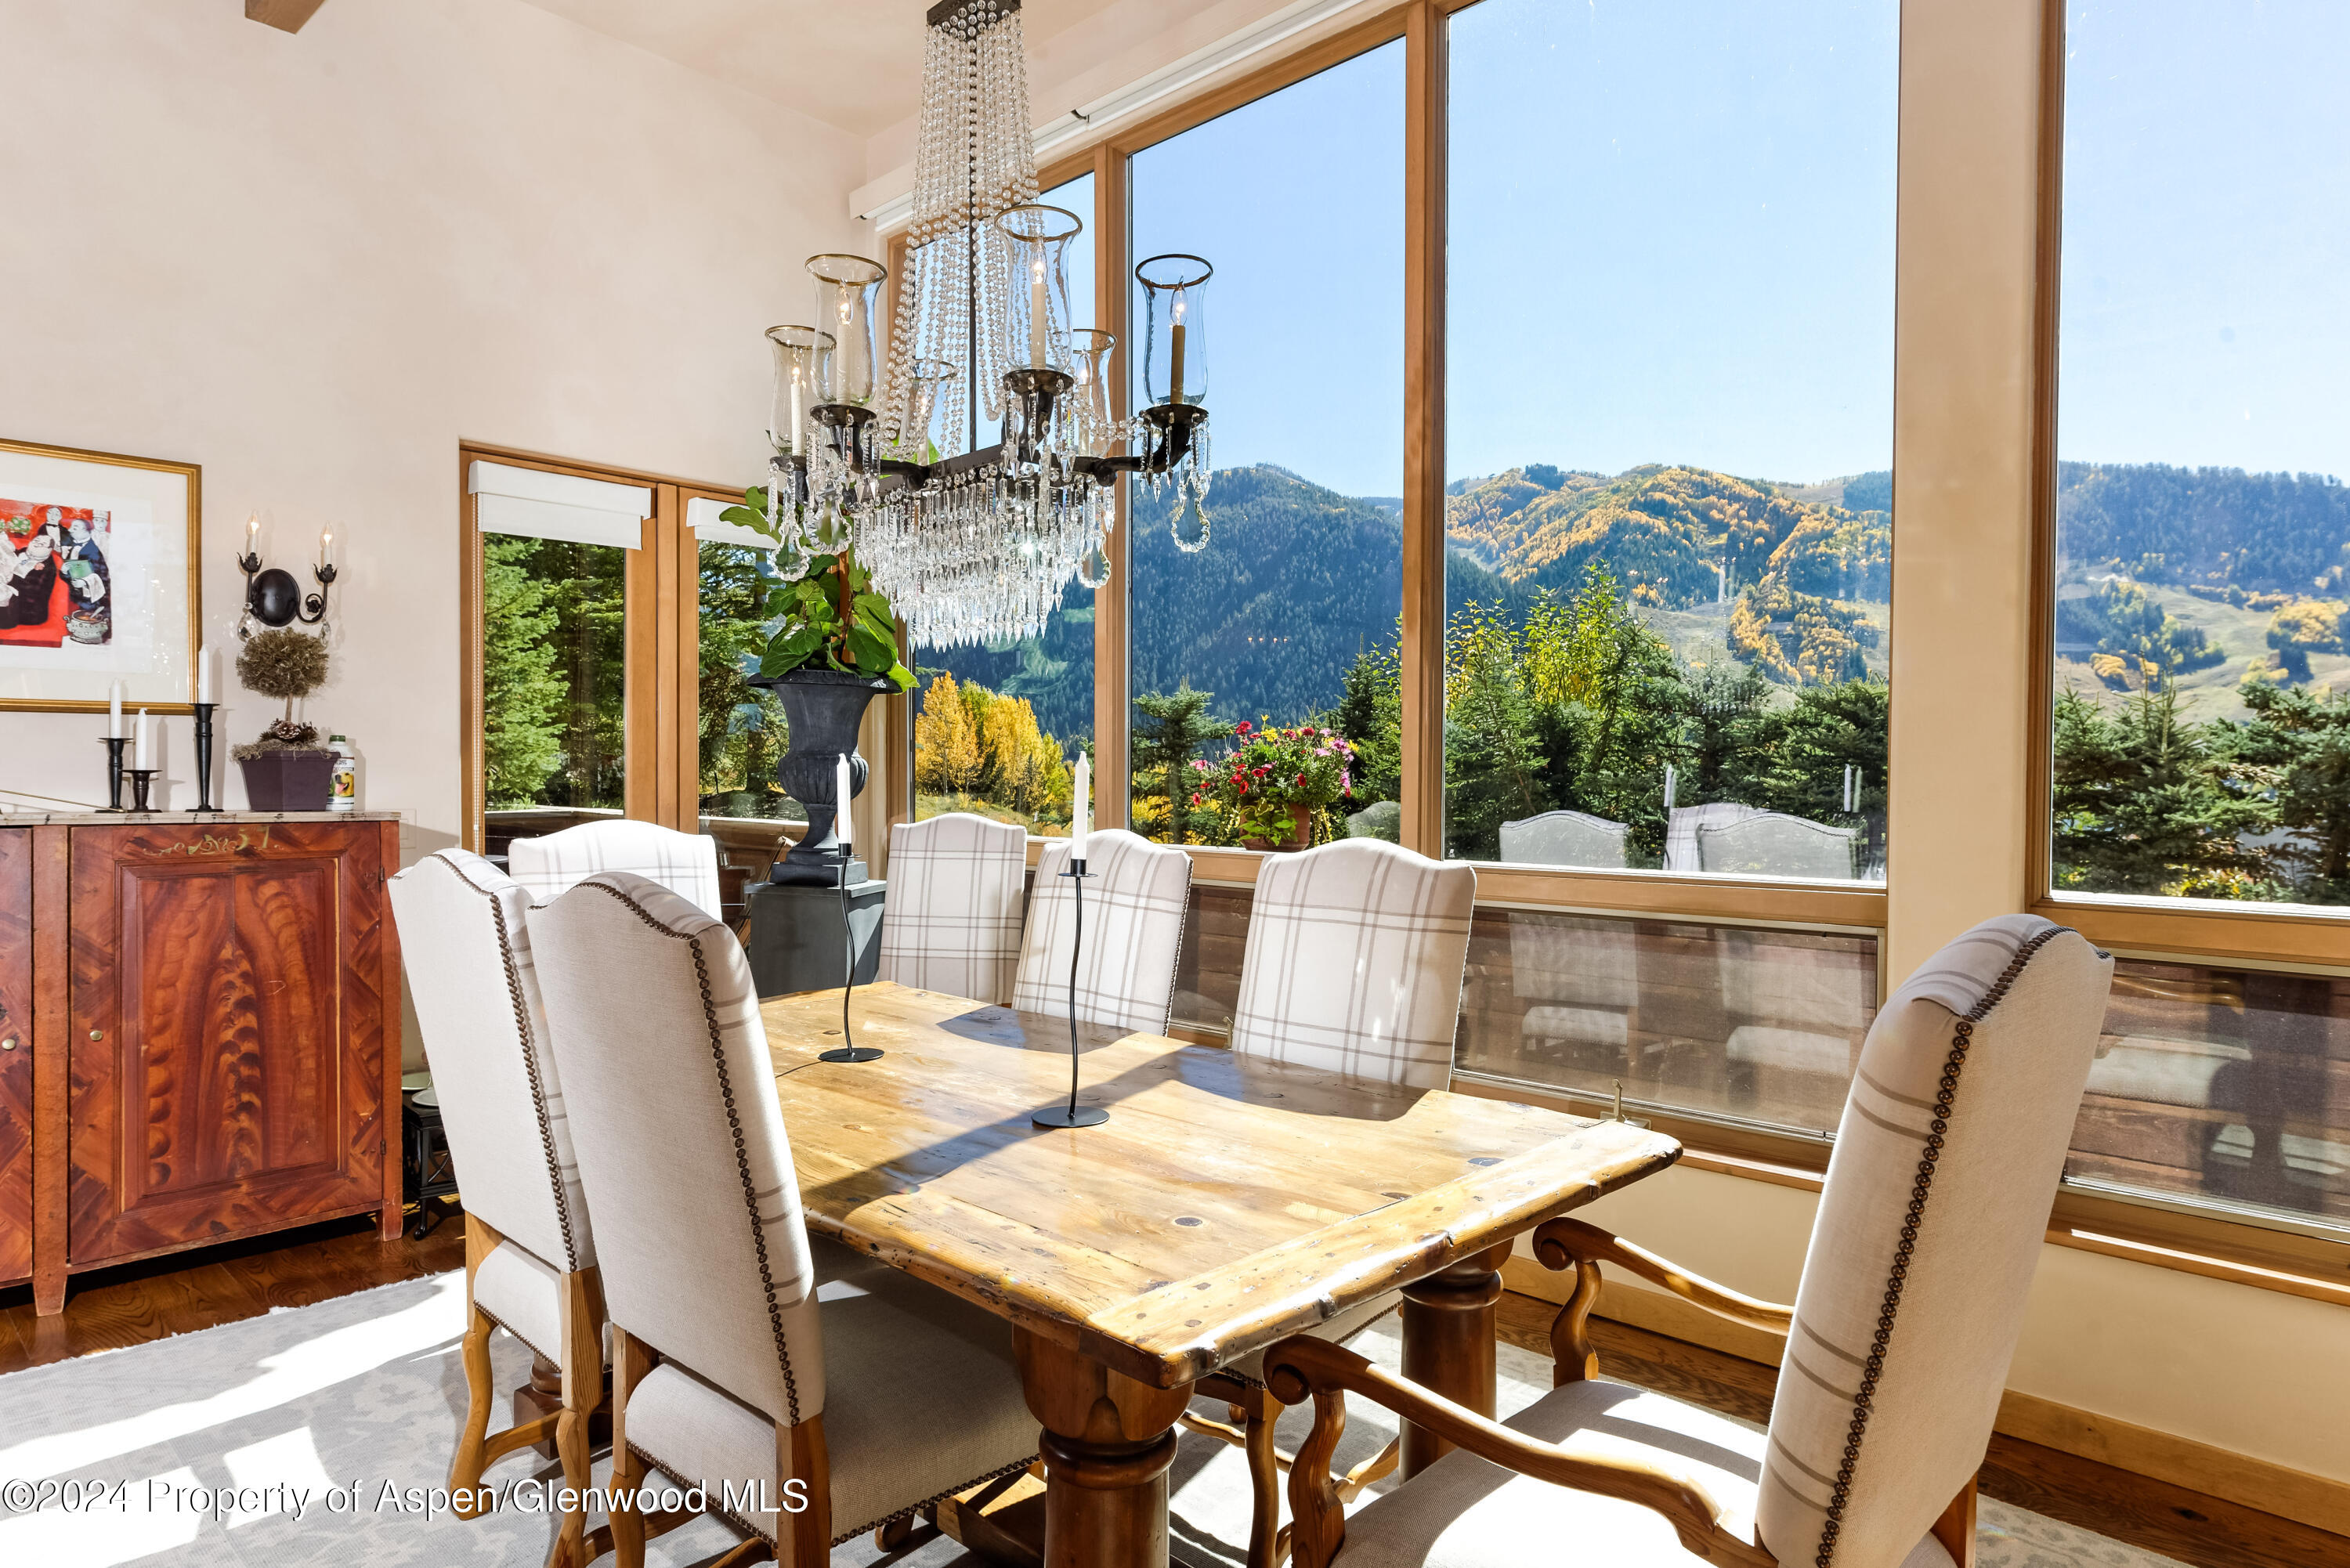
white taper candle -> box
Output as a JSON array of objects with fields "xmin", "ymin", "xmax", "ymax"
[
  {"xmin": 1071, "ymin": 751, "xmax": 1090, "ymax": 862},
  {"xmin": 835, "ymin": 752, "xmax": 853, "ymax": 851}
]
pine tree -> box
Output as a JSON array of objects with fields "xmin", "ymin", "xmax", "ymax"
[
  {"xmin": 480, "ymin": 535, "xmax": 566, "ymax": 805},
  {"xmin": 2051, "ymin": 683, "xmax": 2271, "ymax": 895},
  {"xmin": 2223, "ymin": 682, "xmax": 2350, "ymax": 902},
  {"xmin": 1132, "ymin": 685, "xmax": 1235, "ymax": 844}
]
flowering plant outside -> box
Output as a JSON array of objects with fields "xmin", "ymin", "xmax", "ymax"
[{"xmin": 1191, "ymin": 719, "xmax": 1357, "ymax": 846}]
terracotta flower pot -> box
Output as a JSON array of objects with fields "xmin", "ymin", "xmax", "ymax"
[
  {"xmin": 1243, "ymin": 804, "xmax": 1314, "ymax": 853},
  {"xmin": 238, "ymin": 749, "xmax": 334, "ymax": 811}
]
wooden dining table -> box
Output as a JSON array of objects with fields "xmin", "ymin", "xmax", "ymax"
[{"xmin": 761, "ymin": 981, "xmax": 1681, "ymax": 1568}]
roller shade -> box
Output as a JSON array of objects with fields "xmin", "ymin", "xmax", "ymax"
[
  {"xmin": 688, "ymin": 494, "xmax": 776, "ymax": 550},
  {"xmin": 468, "ymin": 460, "xmax": 649, "ymax": 549}
]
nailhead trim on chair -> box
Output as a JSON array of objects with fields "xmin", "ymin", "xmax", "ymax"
[
  {"xmin": 577, "ymin": 877, "xmax": 805, "ymax": 1426},
  {"xmin": 435, "ymin": 853, "xmax": 584, "ymax": 1273},
  {"xmin": 1813, "ymin": 924, "xmax": 2070, "ymax": 1568},
  {"xmin": 833, "ymin": 1453, "xmax": 1039, "ymax": 1548}
]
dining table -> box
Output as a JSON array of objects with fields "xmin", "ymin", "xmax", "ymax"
[{"xmin": 761, "ymin": 981, "xmax": 1682, "ymax": 1568}]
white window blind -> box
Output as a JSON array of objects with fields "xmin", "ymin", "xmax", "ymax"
[
  {"xmin": 468, "ymin": 460, "xmax": 649, "ymax": 549},
  {"xmin": 687, "ymin": 495, "xmax": 774, "ymax": 551}
]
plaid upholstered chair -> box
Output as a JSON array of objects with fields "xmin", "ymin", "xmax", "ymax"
[
  {"xmin": 506, "ymin": 818, "xmax": 724, "ymax": 919},
  {"xmin": 387, "ymin": 850, "xmax": 606, "ymax": 1568},
  {"xmin": 1263, "ymin": 914, "xmax": 2114, "ymax": 1568},
  {"xmin": 530, "ymin": 872, "xmax": 1038, "ymax": 1564},
  {"xmin": 877, "ymin": 812, "xmax": 1029, "ymax": 1003},
  {"xmin": 1203, "ymin": 838, "xmax": 1479, "ymax": 1567},
  {"xmin": 1011, "ymin": 828, "xmax": 1195, "ymax": 1032}
]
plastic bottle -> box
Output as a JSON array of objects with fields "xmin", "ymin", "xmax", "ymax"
[{"xmin": 328, "ymin": 734, "xmax": 357, "ymax": 812}]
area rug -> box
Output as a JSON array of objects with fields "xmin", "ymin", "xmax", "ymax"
[{"xmin": 0, "ymin": 1273, "xmax": 2189, "ymax": 1568}]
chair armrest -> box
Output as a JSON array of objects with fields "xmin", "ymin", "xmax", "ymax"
[
  {"xmin": 1264, "ymin": 1337, "xmax": 1773, "ymax": 1568},
  {"xmin": 1533, "ymin": 1218, "xmax": 1794, "ymax": 1334}
]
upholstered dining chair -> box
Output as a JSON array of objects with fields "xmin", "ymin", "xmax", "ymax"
[
  {"xmin": 506, "ymin": 818, "xmax": 725, "ymax": 919},
  {"xmin": 1205, "ymin": 837, "xmax": 1480, "ymax": 1568},
  {"xmin": 877, "ymin": 811, "xmax": 1029, "ymax": 1003},
  {"xmin": 530, "ymin": 872, "xmax": 1039, "ymax": 1566},
  {"xmin": 1010, "ymin": 827, "xmax": 1195, "ymax": 1032},
  {"xmin": 386, "ymin": 850, "xmax": 605, "ymax": 1568},
  {"xmin": 1262, "ymin": 914, "xmax": 2114, "ymax": 1568}
]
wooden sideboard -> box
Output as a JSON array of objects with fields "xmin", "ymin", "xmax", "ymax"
[{"xmin": 0, "ymin": 811, "xmax": 403, "ymax": 1314}]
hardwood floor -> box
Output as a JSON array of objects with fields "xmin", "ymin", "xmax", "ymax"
[
  {"xmin": 1494, "ymin": 1292, "xmax": 2350, "ymax": 1568},
  {"xmin": 3, "ymin": 1221, "xmax": 2339, "ymax": 1568},
  {"xmin": 0, "ymin": 1209, "xmax": 465, "ymax": 1377}
]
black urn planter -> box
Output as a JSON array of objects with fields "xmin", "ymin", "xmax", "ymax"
[{"xmin": 750, "ymin": 667, "xmax": 895, "ymax": 885}]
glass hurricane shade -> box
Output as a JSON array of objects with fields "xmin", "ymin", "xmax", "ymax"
[
  {"xmin": 1068, "ymin": 328, "xmax": 1119, "ymax": 457},
  {"xmin": 765, "ymin": 325, "xmax": 835, "ymax": 457},
  {"xmin": 806, "ymin": 253, "xmax": 888, "ymax": 406},
  {"xmin": 1137, "ymin": 254, "xmax": 1211, "ymax": 407},
  {"xmin": 995, "ymin": 203, "xmax": 1083, "ymax": 373},
  {"xmin": 888, "ymin": 357, "xmax": 958, "ymax": 461}
]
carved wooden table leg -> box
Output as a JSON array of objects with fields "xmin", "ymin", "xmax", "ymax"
[
  {"xmin": 1016, "ymin": 1328, "xmax": 1194, "ymax": 1568},
  {"xmin": 1398, "ymin": 1241, "xmax": 1513, "ymax": 1477}
]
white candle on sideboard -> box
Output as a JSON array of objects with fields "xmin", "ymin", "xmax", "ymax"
[
  {"xmin": 133, "ymin": 710, "xmax": 153, "ymax": 771},
  {"xmin": 1071, "ymin": 751, "xmax": 1090, "ymax": 862},
  {"xmin": 108, "ymin": 681, "xmax": 125, "ymax": 738},
  {"xmin": 196, "ymin": 645, "xmax": 215, "ymax": 705},
  {"xmin": 834, "ymin": 752, "xmax": 853, "ymax": 851}
]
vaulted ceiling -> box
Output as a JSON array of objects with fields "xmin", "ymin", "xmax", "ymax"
[{"xmin": 514, "ymin": 0, "xmax": 1138, "ymax": 139}]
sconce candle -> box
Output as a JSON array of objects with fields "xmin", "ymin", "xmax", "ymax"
[{"xmin": 319, "ymin": 529, "xmax": 333, "ymax": 571}]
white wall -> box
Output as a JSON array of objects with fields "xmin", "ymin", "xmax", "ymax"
[{"xmin": 0, "ymin": 0, "xmax": 868, "ymax": 844}]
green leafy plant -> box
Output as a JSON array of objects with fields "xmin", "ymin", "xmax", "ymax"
[
  {"xmin": 720, "ymin": 485, "xmax": 915, "ymax": 692},
  {"xmin": 754, "ymin": 549, "xmax": 914, "ymax": 691}
]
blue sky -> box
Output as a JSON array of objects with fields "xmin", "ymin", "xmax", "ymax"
[{"xmin": 1118, "ymin": 0, "xmax": 2345, "ymax": 501}]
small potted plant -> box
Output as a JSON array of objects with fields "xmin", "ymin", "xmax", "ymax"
[
  {"xmin": 725, "ymin": 482, "xmax": 916, "ymax": 881},
  {"xmin": 232, "ymin": 627, "xmax": 335, "ymax": 811},
  {"xmin": 1193, "ymin": 720, "xmax": 1357, "ymax": 852}
]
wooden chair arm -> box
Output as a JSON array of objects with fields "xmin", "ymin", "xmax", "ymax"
[
  {"xmin": 1264, "ymin": 1337, "xmax": 1773, "ymax": 1568},
  {"xmin": 1532, "ymin": 1218, "xmax": 1794, "ymax": 1334}
]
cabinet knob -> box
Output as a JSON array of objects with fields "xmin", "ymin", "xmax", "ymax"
[
  {"xmin": 89, "ymin": 1028, "xmax": 105, "ymax": 1042},
  {"xmin": 0, "ymin": 1037, "xmax": 15, "ymax": 1051}
]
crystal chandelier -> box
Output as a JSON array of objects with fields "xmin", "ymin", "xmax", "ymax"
[{"xmin": 755, "ymin": 0, "xmax": 1214, "ymax": 652}]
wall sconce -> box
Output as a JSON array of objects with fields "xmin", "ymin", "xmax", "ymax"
[{"xmin": 237, "ymin": 514, "xmax": 335, "ymax": 632}]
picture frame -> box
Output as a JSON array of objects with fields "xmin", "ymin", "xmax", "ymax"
[{"xmin": 0, "ymin": 436, "xmax": 201, "ymax": 714}]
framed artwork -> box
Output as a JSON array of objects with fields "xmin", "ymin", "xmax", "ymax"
[{"xmin": 0, "ymin": 437, "xmax": 201, "ymax": 714}]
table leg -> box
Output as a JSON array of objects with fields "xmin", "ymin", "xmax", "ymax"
[
  {"xmin": 1016, "ymin": 1328, "xmax": 1194, "ymax": 1568},
  {"xmin": 1398, "ymin": 1241, "xmax": 1512, "ymax": 1477}
]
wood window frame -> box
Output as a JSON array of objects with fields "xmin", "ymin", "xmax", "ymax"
[{"xmin": 875, "ymin": 0, "xmax": 2339, "ymax": 1299}]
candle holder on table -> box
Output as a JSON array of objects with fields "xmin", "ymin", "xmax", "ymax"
[
  {"xmin": 192, "ymin": 703, "xmax": 220, "ymax": 812},
  {"xmin": 126, "ymin": 769, "xmax": 159, "ymax": 813},
  {"xmin": 99, "ymin": 736, "xmax": 129, "ymax": 811},
  {"xmin": 1032, "ymin": 856, "xmax": 1108, "ymax": 1130},
  {"xmin": 816, "ymin": 843, "xmax": 882, "ymax": 1064}
]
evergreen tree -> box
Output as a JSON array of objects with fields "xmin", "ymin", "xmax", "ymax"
[
  {"xmin": 1443, "ymin": 599, "xmax": 1546, "ymax": 859},
  {"xmin": 1132, "ymin": 685, "xmax": 1235, "ymax": 844},
  {"xmin": 695, "ymin": 542, "xmax": 787, "ymax": 812},
  {"xmin": 480, "ymin": 535, "xmax": 566, "ymax": 806},
  {"xmin": 1327, "ymin": 638, "xmax": 1402, "ymax": 806},
  {"xmin": 2051, "ymin": 683, "xmax": 2271, "ymax": 895},
  {"xmin": 2222, "ymin": 682, "xmax": 2350, "ymax": 902}
]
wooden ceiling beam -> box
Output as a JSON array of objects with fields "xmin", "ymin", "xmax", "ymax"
[{"xmin": 245, "ymin": 0, "xmax": 328, "ymax": 34}]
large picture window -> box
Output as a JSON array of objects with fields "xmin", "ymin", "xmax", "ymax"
[
  {"xmin": 1441, "ymin": 0, "xmax": 1897, "ymax": 882},
  {"xmin": 2049, "ymin": 1, "xmax": 2350, "ymax": 909},
  {"xmin": 1126, "ymin": 43, "xmax": 1406, "ymax": 849}
]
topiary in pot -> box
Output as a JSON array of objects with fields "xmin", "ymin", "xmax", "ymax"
[{"xmin": 233, "ymin": 627, "xmax": 334, "ymax": 810}]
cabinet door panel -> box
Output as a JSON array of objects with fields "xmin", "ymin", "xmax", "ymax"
[
  {"xmin": 0, "ymin": 829, "xmax": 31, "ymax": 1284},
  {"xmin": 68, "ymin": 822, "xmax": 385, "ymax": 1264}
]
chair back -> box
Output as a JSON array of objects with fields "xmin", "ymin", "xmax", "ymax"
[
  {"xmin": 877, "ymin": 813, "xmax": 1029, "ymax": 1003},
  {"xmin": 1757, "ymin": 915, "xmax": 2112, "ymax": 1568},
  {"xmin": 387, "ymin": 851, "xmax": 593, "ymax": 1270},
  {"xmin": 1229, "ymin": 839, "xmax": 1475, "ymax": 1089},
  {"xmin": 1695, "ymin": 810, "xmax": 1856, "ymax": 880},
  {"xmin": 1011, "ymin": 829, "xmax": 1193, "ymax": 1033},
  {"xmin": 507, "ymin": 818, "xmax": 724, "ymax": 919},
  {"xmin": 530, "ymin": 873, "xmax": 825, "ymax": 1428},
  {"xmin": 1498, "ymin": 809, "xmax": 1629, "ymax": 869}
]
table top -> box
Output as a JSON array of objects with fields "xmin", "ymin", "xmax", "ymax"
[{"xmin": 761, "ymin": 982, "xmax": 1681, "ymax": 1388}]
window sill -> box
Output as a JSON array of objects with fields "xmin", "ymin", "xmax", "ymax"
[{"xmin": 1452, "ymin": 1072, "xmax": 2350, "ymax": 1310}]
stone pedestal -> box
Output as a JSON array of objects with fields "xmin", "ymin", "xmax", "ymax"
[{"xmin": 745, "ymin": 878, "xmax": 885, "ymax": 999}]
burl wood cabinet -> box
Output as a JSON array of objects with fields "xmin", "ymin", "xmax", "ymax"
[{"xmin": 0, "ymin": 813, "xmax": 403, "ymax": 1313}]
